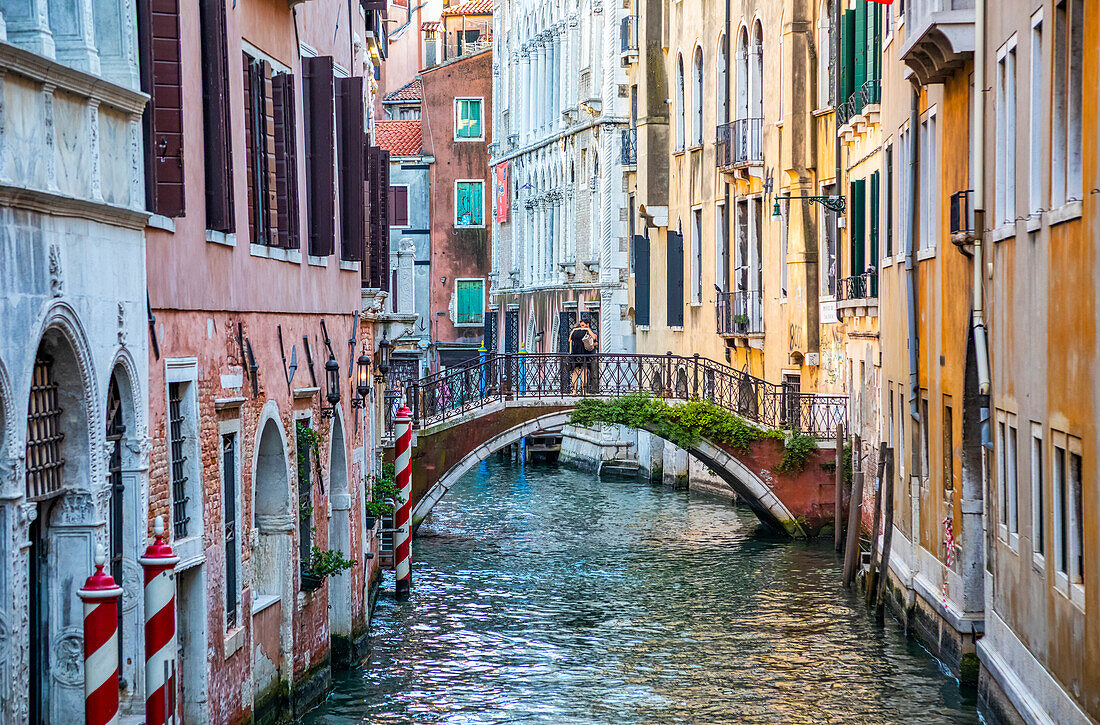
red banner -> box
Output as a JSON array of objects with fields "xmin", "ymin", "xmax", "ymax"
[{"xmin": 495, "ymin": 162, "xmax": 509, "ymax": 224}]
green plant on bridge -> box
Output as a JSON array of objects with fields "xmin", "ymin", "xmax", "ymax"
[{"xmin": 571, "ymin": 392, "xmax": 818, "ymax": 473}]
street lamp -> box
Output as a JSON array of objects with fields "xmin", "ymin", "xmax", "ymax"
[
  {"xmin": 375, "ymin": 334, "xmax": 391, "ymax": 384},
  {"xmin": 322, "ymin": 355, "xmax": 340, "ymax": 418},
  {"xmin": 772, "ymin": 194, "xmax": 847, "ymax": 220},
  {"xmin": 352, "ymin": 352, "xmax": 371, "ymax": 408}
]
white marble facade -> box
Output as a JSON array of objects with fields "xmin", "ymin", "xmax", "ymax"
[
  {"xmin": 489, "ymin": 0, "xmax": 633, "ymax": 354},
  {"xmin": 0, "ymin": 0, "xmax": 149, "ymax": 720}
]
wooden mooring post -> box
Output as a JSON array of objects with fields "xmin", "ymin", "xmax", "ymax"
[
  {"xmin": 865, "ymin": 442, "xmax": 887, "ymax": 605},
  {"xmin": 842, "ymin": 435, "xmax": 863, "ymax": 588},
  {"xmin": 834, "ymin": 423, "xmax": 845, "ymax": 552},
  {"xmin": 875, "ymin": 448, "xmax": 896, "ymax": 617}
]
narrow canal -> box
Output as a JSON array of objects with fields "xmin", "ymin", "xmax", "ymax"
[{"xmin": 306, "ymin": 458, "xmax": 979, "ymax": 724}]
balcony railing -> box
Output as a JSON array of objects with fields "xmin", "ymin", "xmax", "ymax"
[
  {"xmin": 837, "ymin": 79, "xmax": 881, "ymax": 126},
  {"xmin": 717, "ymin": 289, "xmax": 763, "ymax": 335},
  {"xmin": 620, "ymin": 15, "xmax": 638, "ymax": 54},
  {"xmin": 621, "ymin": 127, "xmax": 637, "ymax": 166},
  {"xmin": 716, "ymin": 118, "xmax": 763, "ymax": 168},
  {"xmin": 837, "ymin": 270, "xmax": 878, "ymax": 301}
]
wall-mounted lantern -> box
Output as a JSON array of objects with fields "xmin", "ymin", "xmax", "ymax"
[
  {"xmin": 772, "ymin": 194, "xmax": 846, "ymax": 221},
  {"xmin": 322, "ymin": 355, "xmax": 340, "ymax": 418},
  {"xmin": 352, "ymin": 352, "xmax": 371, "ymax": 408},
  {"xmin": 375, "ymin": 334, "xmax": 391, "ymax": 384}
]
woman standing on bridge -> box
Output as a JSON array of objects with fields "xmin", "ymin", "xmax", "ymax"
[{"xmin": 569, "ymin": 319, "xmax": 597, "ymax": 394}]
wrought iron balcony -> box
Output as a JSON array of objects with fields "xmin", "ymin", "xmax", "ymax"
[
  {"xmin": 900, "ymin": 0, "xmax": 975, "ymax": 85},
  {"xmin": 716, "ymin": 118, "xmax": 763, "ymax": 169},
  {"xmin": 620, "ymin": 15, "xmax": 638, "ymax": 55},
  {"xmin": 950, "ymin": 189, "xmax": 976, "ymax": 243},
  {"xmin": 837, "ymin": 270, "xmax": 878, "ymax": 301},
  {"xmin": 716, "ymin": 289, "xmax": 763, "ymax": 336},
  {"xmin": 836, "ymin": 79, "xmax": 881, "ymax": 126},
  {"xmin": 621, "ymin": 127, "xmax": 637, "ymax": 166}
]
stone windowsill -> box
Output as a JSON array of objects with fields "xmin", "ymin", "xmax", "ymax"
[
  {"xmin": 252, "ymin": 593, "xmax": 280, "ymax": 615},
  {"xmin": 339, "ymin": 259, "xmax": 360, "ymax": 272},
  {"xmin": 148, "ymin": 214, "xmax": 176, "ymax": 232},
  {"xmin": 1044, "ymin": 199, "xmax": 1082, "ymax": 228},
  {"xmin": 224, "ymin": 626, "xmax": 245, "ymax": 659},
  {"xmin": 916, "ymin": 246, "xmax": 937, "ymax": 261},
  {"xmin": 307, "ymin": 254, "xmax": 328, "ymax": 267},
  {"xmin": 991, "ymin": 224, "xmax": 1015, "ymax": 242},
  {"xmin": 206, "ymin": 229, "xmax": 236, "ymax": 247}
]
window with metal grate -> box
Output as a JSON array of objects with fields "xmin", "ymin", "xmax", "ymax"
[
  {"xmin": 26, "ymin": 357, "xmax": 65, "ymax": 502},
  {"xmin": 168, "ymin": 382, "xmax": 190, "ymax": 539}
]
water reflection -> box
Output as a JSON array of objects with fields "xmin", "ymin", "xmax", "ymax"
[{"xmin": 306, "ymin": 459, "xmax": 978, "ymax": 724}]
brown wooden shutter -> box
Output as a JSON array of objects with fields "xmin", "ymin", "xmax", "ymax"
[
  {"xmin": 200, "ymin": 0, "xmax": 234, "ymax": 232},
  {"xmin": 366, "ymin": 145, "xmax": 384, "ymax": 288},
  {"xmin": 380, "ymin": 150, "xmax": 391, "ymax": 291},
  {"xmin": 273, "ymin": 73, "xmax": 301, "ymax": 249},
  {"xmin": 337, "ymin": 76, "xmax": 365, "ymax": 261},
  {"xmin": 137, "ymin": 0, "xmax": 184, "ymax": 216},
  {"xmin": 243, "ymin": 53, "xmax": 255, "ymax": 241},
  {"xmin": 303, "ymin": 56, "xmax": 336, "ymax": 256},
  {"xmin": 263, "ymin": 63, "xmax": 278, "ymax": 245},
  {"xmin": 244, "ymin": 57, "xmax": 276, "ymax": 246}
]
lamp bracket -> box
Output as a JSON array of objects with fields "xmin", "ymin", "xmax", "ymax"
[{"xmin": 777, "ymin": 194, "xmax": 847, "ymax": 214}]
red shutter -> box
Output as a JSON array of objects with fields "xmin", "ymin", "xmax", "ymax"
[
  {"xmin": 396, "ymin": 187, "xmax": 408, "ymax": 226},
  {"xmin": 336, "ymin": 76, "xmax": 365, "ymax": 261},
  {"xmin": 138, "ymin": 0, "xmax": 184, "ymax": 216},
  {"xmin": 303, "ymin": 56, "xmax": 336, "ymax": 257},
  {"xmin": 200, "ymin": 0, "xmax": 234, "ymax": 232},
  {"xmin": 273, "ymin": 73, "xmax": 301, "ymax": 249}
]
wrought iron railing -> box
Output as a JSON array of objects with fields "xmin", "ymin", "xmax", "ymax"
[
  {"xmin": 716, "ymin": 118, "xmax": 763, "ymax": 167},
  {"xmin": 409, "ymin": 352, "xmax": 846, "ymax": 438},
  {"xmin": 837, "ymin": 79, "xmax": 881, "ymax": 126},
  {"xmin": 838, "ymin": 270, "xmax": 878, "ymax": 301},
  {"xmin": 716, "ymin": 289, "xmax": 763, "ymax": 335},
  {"xmin": 950, "ymin": 189, "xmax": 974, "ymax": 239},
  {"xmin": 621, "ymin": 127, "xmax": 637, "ymax": 166},
  {"xmin": 383, "ymin": 388, "xmax": 403, "ymax": 437},
  {"xmin": 620, "ymin": 15, "xmax": 638, "ymax": 53}
]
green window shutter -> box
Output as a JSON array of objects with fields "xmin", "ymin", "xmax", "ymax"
[
  {"xmin": 869, "ymin": 172, "xmax": 880, "ymax": 296},
  {"xmin": 841, "ymin": 10, "xmax": 856, "ymax": 105},
  {"xmin": 854, "ymin": 1, "xmax": 867, "ymax": 95},
  {"xmin": 456, "ymin": 181, "xmax": 483, "ymax": 225},
  {"xmin": 850, "ymin": 179, "xmax": 866, "ymax": 277},
  {"xmin": 456, "ymin": 280, "xmax": 483, "ymax": 324},
  {"xmin": 871, "ymin": 4, "xmax": 882, "ymax": 92}
]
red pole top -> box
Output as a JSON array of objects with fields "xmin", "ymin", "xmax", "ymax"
[
  {"xmin": 78, "ymin": 548, "xmax": 123, "ymax": 600},
  {"xmin": 395, "ymin": 405, "xmax": 412, "ymax": 422},
  {"xmin": 138, "ymin": 516, "xmax": 180, "ymax": 568}
]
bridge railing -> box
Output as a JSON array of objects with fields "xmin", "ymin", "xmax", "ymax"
[{"xmin": 409, "ymin": 353, "xmax": 846, "ymax": 438}]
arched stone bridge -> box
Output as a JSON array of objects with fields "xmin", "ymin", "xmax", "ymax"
[{"xmin": 401, "ymin": 353, "xmax": 846, "ymax": 538}]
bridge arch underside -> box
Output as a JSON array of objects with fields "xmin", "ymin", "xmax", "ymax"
[{"xmin": 410, "ymin": 403, "xmax": 832, "ymax": 538}]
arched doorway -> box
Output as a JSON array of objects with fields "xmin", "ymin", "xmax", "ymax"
[
  {"xmin": 327, "ymin": 413, "xmax": 352, "ymax": 662},
  {"xmin": 252, "ymin": 411, "xmax": 292, "ymax": 707},
  {"xmin": 26, "ymin": 327, "xmax": 97, "ymax": 723}
]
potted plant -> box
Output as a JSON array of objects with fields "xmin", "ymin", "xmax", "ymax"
[
  {"xmin": 366, "ymin": 463, "xmax": 403, "ymax": 526},
  {"xmin": 301, "ymin": 546, "xmax": 355, "ymax": 591},
  {"xmin": 733, "ymin": 313, "xmax": 750, "ymax": 334}
]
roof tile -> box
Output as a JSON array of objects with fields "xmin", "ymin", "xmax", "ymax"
[
  {"xmin": 375, "ymin": 119, "xmax": 423, "ymax": 156},
  {"xmin": 440, "ymin": 0, "xmax": 492, "ymax": 16},
  {"xmin": 383, "ymin": 77, "xmax": 422, "ymax": 103}
]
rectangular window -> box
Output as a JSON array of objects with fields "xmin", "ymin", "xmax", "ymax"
[
  {"xmin": 1008, "ymin": 422, "xmax": 1019, "ymax": 537},
  {"xmin": 455, "ymin": 180, "xmax": 485, "ymax": 227},
  {"xmin": 1069, "ymin": 447, "xmax": 1083, "ymax": 586},
  {"xmin": 691, "ymin": 208, "xmax": 703, "ymax": 305},
  {"xmin": 199, "ymin": 0, "xmax": 234, "ymax": 231},
  {"xmin": 995, "ymin": 42, "xmax": 1017, "ymax": 225},
  {"xmin": 389, "ymin": 185, "xmax": 409, "ymax": 227},
  {"xmin": 716, "ymin": 203, "xmax": 729, "ymax": 292},
  {"xmin": 822, "ymin": 182, "xmax": 837, "ymax": 297},
  {"xmin": 455, "ymin": 98, "xmax": 484, "ymax": 139},
  {"xmin": 899, "ymin": 127, "xmax": 911, "ymax": 254},
  {"xmin": 897, "ymin": 390, "xmax": 906, "ymax": 483},
  {"xmin": 1029, "ymin": 14, "xmax": 1044, "ymax": 214},
  {"xmin": 884, "ymin": 144, "xmax": 893, "ymax": 257},
  {"xmin": 942, "ymin": 400, "xmax": 953, "ymax": 492},
  {"xmin": 779, "ymin": 200, "xmax": 788, "ymax": 297},
  {"xmin": 919, "ymin": 111, "xmax": 938, "ymax": 250},
  {"xmin": 303, "ymin": 56, "xmax": 336, "ymax": 256},
  {"xmin": 1031, "ymin": 424, "xmax": 1045, "ymax": 559},
  {"xmin": 1054, "ymin": 439, "xmax": 1068, "ymax": 575},
  {"xmin": 168, "ymin": 382, "xmax": 191, "ymax": 539},
  {"xmin": 1051, "ymin": 0, "xmax": 1083, "ymax": 206},
  {"xmin": 222, "ymin": 433, "xmax": 238, "ymax": 629},
  {"xmin": 919, "ymin": 394, "xmax": 929, "ymax": 479},
  {"xmin": 455, "ymin": 279, "xmax": 485, "ymax": 325},
  {"xmin": 137, "ymin": 0, "xmax": 185, "ymax": 216},
  {"xmin": 998, "ymin": 419, "xmax": 1008, "ymax": 526}
]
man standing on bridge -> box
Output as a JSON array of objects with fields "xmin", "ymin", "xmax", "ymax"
[{"xmin": 569, "ymin": 319, "xmax": 597, "ymax": 394}]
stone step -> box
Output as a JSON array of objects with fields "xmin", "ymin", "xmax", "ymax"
[{"xmin": 600, "ymin": 461, "xmax": 641, "ymax": 479}]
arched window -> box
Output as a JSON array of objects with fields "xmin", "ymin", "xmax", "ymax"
[
  {"xmin": 692, "ymin": 46, "xmax": 704, "ymax": 145},
  {"xmin": 736, "ymin": 27, "xmax": 749, "ymax": 121},
  {"xmin": 818, "ymin": 0, "xmax": 833, "ymax": 109},
  {"xmin": 675, "ymin": 53, "xmax": 685, "ymax": 150},
  {"xmin": 751, "ymin": 22, "xmax": 764, "ymax": 120},
  {"xmin": 718, "ymin": 33, "xmax": 729, "ymax": 127}
]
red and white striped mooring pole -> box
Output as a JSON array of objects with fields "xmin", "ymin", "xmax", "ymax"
[
  {"xmin": 394, "ymin": 405, "xmax": 413, "ymax": 600},
  {"xmin": 139, "ymin": 515, "xmax": 179, "ymax": 725},
  {"xmin": 78, "ymin": 546, "xmax": 123, "ymax": 725}
]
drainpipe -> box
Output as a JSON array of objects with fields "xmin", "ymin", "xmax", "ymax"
[
  {"xmin": 971, "ymin": 0, "xmax": 992, "ymax": 450},
  {"xmin": 906, "ymin": 83, "xmax": 919, "ymax": 422}
]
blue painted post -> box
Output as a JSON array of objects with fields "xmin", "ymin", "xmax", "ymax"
[
  {"xmin": 518, "ymin": 347, "xmax": 528, "ymax": 394},
  {"xmin": 479, "ymin": 343, "xmax": 487, "ymax": 399}
]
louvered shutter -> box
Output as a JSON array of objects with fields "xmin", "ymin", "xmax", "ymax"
[
  {"xmin": 243, "ymin": 54, "xmax": 255, "ymax": 241},
  {"xmin": 200, "ymin": 0, "xmax": 234, "ymax": 231},
  {"xmin": 380, "ymin": 150, "xmax": 391, "ymax": 290},
  {"xmin": 366, "ymin": 145, "xmax": 382, "ymax": 287},
  {"xmin": 273, "ymin": 73, "xmax": 301, "ymax": 249},
  {"xmin": 666, "ymin": 231, "xmax": 685, "ymax": 327},
  {"xmin": 869, "ymin": 172, "xmax": 879, "ymax": 296},
  {"xmin": 850, "ymin": 179, "xmax": 866, "ymax": 277},
  {"xmin": 337, "ymin": 76, "xmax": 365, "ymax": 261},
  {"xmin": 634, "ymin": 234, "xmax": 650, "ymax": 326},
  {"xmin": 138, "ymin": 0, "xmax": 184, "ymax": 216},
  {"xmin": 854, "ymin": 2, "xmax": 867, "ymax": 95},
  {"xmin": 263, "ymin": 63, "xmax": 278, "ymax": 245},
  {"xmin": 841, "ymin": 9, "xmax": 855, "ymax": 106},
  {"xmin": 304, "ymin": 56, "xmax": 336, "ymax": 256}
]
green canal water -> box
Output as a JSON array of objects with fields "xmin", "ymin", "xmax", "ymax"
[{"xmin": 305, "ymin": 458, "xmax": 979, "ymax": 724}]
